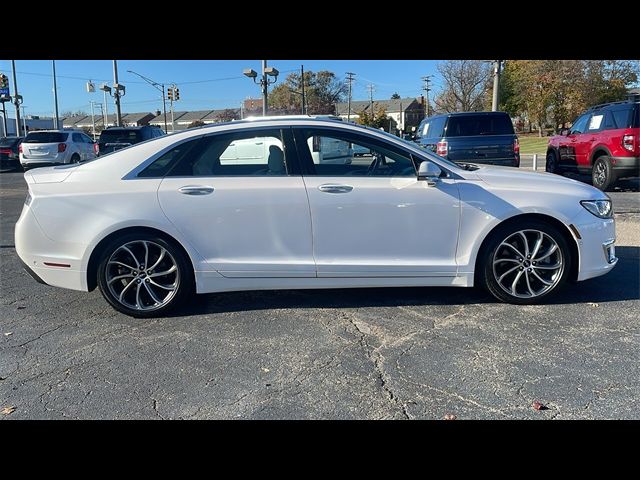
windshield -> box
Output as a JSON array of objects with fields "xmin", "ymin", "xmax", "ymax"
[
  {"xmin": 25, "ymin": 132, "xmax": 68, "ymax": 143},
  {"xmin": 100, "ymin": 130, "xmax": 142, "ymax": 144},
  {"xmin": 372, "ymin": 127, "xmax": 463, "ymax": 170}
]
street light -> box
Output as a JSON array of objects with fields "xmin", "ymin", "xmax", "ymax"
[
  {"xmin": 243, "ymin": 61, "xmax": 279, "ymax": 116},
  {"xmin": 127, "ymin": 70, "xmax": 168, "ymax": 133}
]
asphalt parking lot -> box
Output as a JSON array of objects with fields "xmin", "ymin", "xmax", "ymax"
[{"xmin": 1, "ymin": 170, "xmax": 639, "ymax": 419}]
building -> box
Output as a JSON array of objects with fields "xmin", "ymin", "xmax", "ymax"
[
  {"xmin": 1, "ymin": 116, "xmax": 58, "ymax": 136},
  {"xmin": 202, "ymin": 108, "xmax": 241, "ymax": 124},
  {"xmin": 175, "ymin": 110, "xmax": 214, "ymax": 129},
  {"xmin": 149, "ymin": 111, "xmax": 188, "ymax": 132},
  {"xmin": 334, "ymin": 97, "xmax": 425, "ymax": 133}
]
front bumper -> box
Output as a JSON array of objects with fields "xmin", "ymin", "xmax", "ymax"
[{"xmin": 571, "ymin": 208, "xmax": 617, "ymax": 281}]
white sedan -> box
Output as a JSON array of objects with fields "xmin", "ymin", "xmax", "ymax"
[{"xmin": 15, "ymin": 117, "xmax": 617, "ymax": 317}]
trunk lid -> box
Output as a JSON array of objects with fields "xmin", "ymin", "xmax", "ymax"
[
  {"xmin": 446, "ymin": 134, "xmax": 516, "ymax": 163},
  {"xmin": 24, "ymin": 164, "xmax": 78, "ymax": 184}
]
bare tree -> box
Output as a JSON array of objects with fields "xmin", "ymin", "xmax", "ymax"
[{"xmin": 434, "ymin": 60, "xmax": 492, "ymax": 112}]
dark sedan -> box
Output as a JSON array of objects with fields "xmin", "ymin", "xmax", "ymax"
[{"xmin": 0, "ymin": 136, "xmax": 24, "ymax": 172}]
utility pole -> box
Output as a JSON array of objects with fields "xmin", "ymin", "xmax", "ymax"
[
  {"xmin": 89, "ymin": 101, "xmax": 97, "ymax": 140},
  {"xmin": 21, "ymin": 106, "xmax": 26, "ymax": 133},
  {"xmin": 11, "ymin": 61, "xmax": 22, "ymax": 136},
  {"xmin": 261, "ymin": 60, "xmax": 268, "ymax": 116},
  {"xmin": 52, "ymin": 60, "xmax": 60, "ymax": 129},
  {"xmin": 421, "ymin": 75, "xmax": 433, "ymax": 117},
  {"xmin": 491, "ymin": 60, "xmax": 502, "ymax": 112},
  {"xmin": 112, "ymin": 60, "xmax": 123, "ymax": 126},
  {"xmin": 300, "ymin": 65, "xmax": 306, "ymax": 115},
  {"xmin": 367, "ymin": 83, "xmax": 375, "ymax": 118},
  {"xmin": 345, "ymin": 72, "xmax": 356, "ymax": 122}
]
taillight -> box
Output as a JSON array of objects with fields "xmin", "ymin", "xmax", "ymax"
[
  {"xmin": 18, "ymin": 144, "xmax": 23, "ymax": 154},
  {"xmin": 622, "ymin": 134, "xmax": 635, "ymax": 152},
  {"xmin": 58, "ymin": 143, "xmax": 67, "ymax": 153},
  {"xmin": 436, "ymin": 140, "xmax": 448, "ymax": 156},
  {"xmin": 513, "ymin": 138, "xmax": 520, "ymax": 155},
  {"xmin": 0, "ymin": 148, "xmax": 12, "ymax": 155},
  {"xmin": 93, "ymin": 143, "xmax": 99, "ymax": 155}
]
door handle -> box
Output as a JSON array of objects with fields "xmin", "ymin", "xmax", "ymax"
[
  {"xmin": 318, "ymin": 184, "xmax": 353, "ymax": 194},
  {"xmin": 178, "ymin": 185, "xmax": 215, "ymax": 195}
]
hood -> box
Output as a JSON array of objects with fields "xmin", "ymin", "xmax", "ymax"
[
  {"xmin": 24, "ymin": 164, "xmax": 78, "ymax": 184},
  {"xmin": 474, "ymin": 165, "xmax": 607, "ymax": 199}
]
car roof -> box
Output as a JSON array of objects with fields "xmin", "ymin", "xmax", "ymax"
[{"xmin": 587, "ymin": 96, "xmax": 639, "ymax": 111}]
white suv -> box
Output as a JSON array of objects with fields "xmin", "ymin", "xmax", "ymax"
[{"xmin": 20, "ymin": 130, "xmax": 97, "ymax": 170}]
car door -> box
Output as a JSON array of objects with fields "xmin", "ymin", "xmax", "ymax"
[
  {"xmin": 559, "ymin": 113, "xmax": 590, "ymax": 168},
  {"xmin": 581, "ymin": 111, "xmax": 605, "ymax": 168},
  {"xmin": 293, "ymin": 126, "xmax": 460, "ymax": 277},
  {"xmin": 82, "ymin": 133, "xmax": 95, "ymax": 158},
  {"xmin": 156, "ymin": 127, "xmax": 315, "ymax": 278}
]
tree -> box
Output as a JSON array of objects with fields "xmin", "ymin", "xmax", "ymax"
[
  {"xmin": 356, "ymin": 107, "xmax": 390, "ymax": 130},
  {"xmin": 434, "ymin": 60, "xmax": 491, "ymax": 113},
  {"xmin": 268, "ymin": 70, "xmax": 348, "ymax": 115},
  {"xmin": 61, "ymin": 110, "xmax": 88, "ymax": 118},
  {"xmin": 390, "ymin": 92, "xmax": 401, "ymax": 99},
  {"xmin": 188, "ymin": 120, "xmax": 205, "ymax": 129},
  {"xmin": 215, "ymin": 109, "xmax": 239, "ymax": 122}
]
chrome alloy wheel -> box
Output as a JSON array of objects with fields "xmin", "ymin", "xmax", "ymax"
[
  {"xmin": 594, "ymin": 161, "xmax": 607, "ymax": 186},
  {"xmin": 105, "ymin": 240, "xmax": 180, "ymax": 311},
  {"xmin": 492, "ymin": 229, "xmax": 564, "ymax": 299}
]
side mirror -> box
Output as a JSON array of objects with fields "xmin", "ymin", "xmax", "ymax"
[
  {"xmin": 417, "ymin": 161, "xmax": 442, "ymax": 186},
  {"xmin": 561, "ymin": 128, "xmax": 571, "ymax": 136}
]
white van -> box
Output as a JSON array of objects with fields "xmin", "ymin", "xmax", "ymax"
[
  {"xmin": 307, "ymin": 135, "xmax": 353, "ymax": 165},
  {"xmin": 219, "ymin": 136, "xmax": 283, "ymax": 165}
]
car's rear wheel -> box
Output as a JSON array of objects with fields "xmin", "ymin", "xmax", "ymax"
[
  {"xmin": 545, "ymin": 150, "xmax": 561, "ymax": 174},
  {"xmin": 480, "ymin": 220, "xmax": 572, "ymax": 304},
  {"xmin": 592, "ymin": 156, "xmax": 617, "ymax": 191},
  {"xmin": 70, "ymin": 153, "xmax": 81, "ymax": 164},
  {"xmin": 97, "ymin": 233, "xmax": 194, "ymax": 318}
]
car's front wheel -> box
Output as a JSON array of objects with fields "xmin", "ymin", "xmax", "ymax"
[
  {"xmin": 480, "ymin": 220, "xmax": 572, "ymax": 304},
  {"xmin": 545, "ymin": 150, "xmax": 560, "ymax": 174},
  {"xmin": 97, "ymin": 233, "xmax": 194, "ymax": 317}
]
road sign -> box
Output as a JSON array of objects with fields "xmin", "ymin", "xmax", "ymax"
[{"xmin": 0, "ymin": 88, "xmax": 9, "ymax": 98}]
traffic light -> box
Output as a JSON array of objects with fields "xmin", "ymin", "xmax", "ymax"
[
  {"xmin": 167, "ymin": 88, "xmax": 174, "ymax": 101},
  {"xmin": 174, "ymin": 88, "xmax": 180, "ymax": 101},
  {"xmin": 0, "ymin": 74, "xmax": 8, "ymax": 89}
]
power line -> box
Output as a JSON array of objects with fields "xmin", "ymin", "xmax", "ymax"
[
  {"xmin": 421, "ymin": 75, "xmax": 433, "ymax": 116},
  {"xmin": 367, "ymin": 84, "xmax": 375, "ymax": 116}
]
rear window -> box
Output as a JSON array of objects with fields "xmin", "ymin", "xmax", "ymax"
[
  {"xmin": 24, "ymin": 132, "xmax": 68, "ymax": 143},
  {"xmin": 0, "ymin": 137, "xmax": 21, "ymax": 148},
  {"xmin": 609, "ymin": 106, "xmax": 637, "ymax": 129},
  {"xmin": 446, "ymin": 114, "xmax": 514, "ymax": 137},
  {"xmin": 99, "ymin": 129, "xmax": 143, "ymax": 144}
]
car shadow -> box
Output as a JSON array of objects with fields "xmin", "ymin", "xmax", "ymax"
[
  {"xmin": 173, "ymin": 246, "xmax": 639, "ymax": 316},
  {"xmin": 563, "ymin": 173, "xmax": 639, "ymax": 193}
]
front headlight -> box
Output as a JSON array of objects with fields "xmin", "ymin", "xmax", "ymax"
[{"xmin": 581, "ymin": 199, "xmax": 612, "ymax": 218}]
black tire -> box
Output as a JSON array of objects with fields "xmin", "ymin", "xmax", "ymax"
[
  {"xmin": 545, "ymin": 150, "xmax": 561, "ymax": 174},
  {"xmin": 70, "ymin": 154, "xmax": 81, "ymax": 164},
  {"xmin": 97, "ymin": 232, "xmax": 194, "ymax": 318},
  {"xmin": 591, "ymin": 156, "xmax": 617, "ymax": 192},
  {"xmin": 479, "ymin": 219, "xmax": 572, "ymax": 305}
]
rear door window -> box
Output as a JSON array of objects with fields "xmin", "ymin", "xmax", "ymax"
[
  {"xmin": 609, "ymin": 106, "xmax": 636, "ymax": 129},
  {"xmin": 445, "ymin": 115, "xmax": 514, "ymax": 136},
  {"xmin": 428, "ymin": 116, "xmax": 447, "ymax": 138},
  {"xmin": 72, "ymin": 133, "xmax": 83, "ymax": 143},
  {"xmin": 24, "ymin": 132, "xmax": 68, "ymax": 143}
]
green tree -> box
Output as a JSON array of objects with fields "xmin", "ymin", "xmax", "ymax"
[
  {"xmin": 268, "ymin": 70, "xmax": 348, "ymax": 115},
  {"xmin": 356, "ymin": 107, "xmax": 390, "ymax": 130}
]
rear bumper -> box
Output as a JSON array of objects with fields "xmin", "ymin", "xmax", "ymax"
[
  {"xmin": 610, "ymin": 156, "xmax": 639, "ymax": 177},
  {"xmin": 15, "ymin": 206, "xmax": 89, "ymax": 291},
  {"xmin": 0, "ymin": 156, "xmax": 21, "ymax": 171},
  {"xmin": 453, "ymin": 157, "xmax": 519, "ymax": 167}
]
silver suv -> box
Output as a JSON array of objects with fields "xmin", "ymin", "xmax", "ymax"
[{"xmin": 20, "ymin": 130, "xmax": 97, "ymax": 170}]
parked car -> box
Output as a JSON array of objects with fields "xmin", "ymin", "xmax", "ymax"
[
  {"xmin": 97, "ymin": 125, "xmax": 165, "ymax": 155},
  {"xmin": 0, "ymin": 136, "xmax": 24, "ymax": 171},
  {"xmin": 16, "ymin": 117, "xmax": 616, "ymax": 317},
  {"xmin": 546, "ymin": 96, "xmax": 639, "ymax": 191},
  {"xmin": 415, "ymin": 111, "xmax": 520, "ymax": 167},
  {"xmin": 19, "ymin": 130, "xmax": 97, "ymax": 170}
]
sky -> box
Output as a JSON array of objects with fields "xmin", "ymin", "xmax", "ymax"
[{"xmin": 0, "ymin": 60, "xmax": 442, "ymax": 118}]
